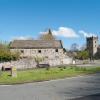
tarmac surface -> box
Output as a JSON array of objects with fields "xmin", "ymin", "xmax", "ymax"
[{"xmin": 71, "ymin": 93, "xmax": 100, "ymax": 100}]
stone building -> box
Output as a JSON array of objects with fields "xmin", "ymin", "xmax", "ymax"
[
  {"xmin": 10, "ymin": 40, "xmax": 64, "ymax": 59},
  {"xmin": 10, "ymin": 29, "xmax": 63, "ymax": 59},
  {"xmin": 10, "ymin": 39, "xmax": 73, "ymax": 66},
  {"xmin": 86, "ymin": 36, "xmax": 98, "ymax": 59},
  {"xmin": 9, "ymin": 29, "xmax": 73, "ymax": 68}
]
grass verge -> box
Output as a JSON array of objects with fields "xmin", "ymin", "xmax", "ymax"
[{"xmin": 0, "ymin": 66, "xmax": 100, "ymax": 85}]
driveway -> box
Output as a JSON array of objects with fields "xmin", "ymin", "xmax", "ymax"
[{"xmin": 0, "ymin": 73, "xmax": 100, "ymax": 100}]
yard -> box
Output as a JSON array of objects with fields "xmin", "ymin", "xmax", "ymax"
[{"xmin": 0, "ymin": 66, "xmax": 100, "ymax": 85}]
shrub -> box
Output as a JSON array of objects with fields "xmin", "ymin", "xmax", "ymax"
[
  {"xmin": 0, "ymin": 49, "xmax": 20, "ymax": 62},
  {"xmin": 83, "ymin": 61, "xmax": 89, "ymax": 64}
]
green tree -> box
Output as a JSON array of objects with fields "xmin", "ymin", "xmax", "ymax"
[
  {"xmin": 0, "ymin": 42, "xmax": 20, "ymax": 62},
  {"xmin": 0, "ymin": 49, "xmax": 20, "ymax": 62},
  {"xmin": 76, "ymin": 50, "xmax": 89, "ymax": 60}
]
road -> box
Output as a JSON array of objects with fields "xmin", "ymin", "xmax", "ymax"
[
  {"xmin": 71, "ymin": 93, "xmax": 100, "ymax": 100},
  {"xmin": 0, "ymin": 73, "xmax": 100, "ymax": 100}
]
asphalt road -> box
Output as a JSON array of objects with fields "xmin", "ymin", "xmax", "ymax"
[
  {"xmin": 71, "ymin": 93, "xmax": 100, "ymax": 100},
  {"xmin": 0, "ymin": 73, "xmax": 100, "ymax": 100}
]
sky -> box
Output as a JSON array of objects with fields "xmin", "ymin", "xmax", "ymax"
[{"xmin": 0, "ymin": 0, "xmax": 100, "ymax": 49}]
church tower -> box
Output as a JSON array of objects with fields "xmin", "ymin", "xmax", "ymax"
[{"xmin": 86, "ymin": 36, "xmax": 98, "ymax": 59}]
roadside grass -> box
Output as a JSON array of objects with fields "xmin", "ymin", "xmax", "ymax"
[{"xmin": 0, "ymin": 66, "xmax": 100, "ymax": 85}]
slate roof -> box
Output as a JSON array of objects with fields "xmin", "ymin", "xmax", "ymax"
[{"xmin": 10, "ymin": 40, "xmax": 63, "ymax": 49}]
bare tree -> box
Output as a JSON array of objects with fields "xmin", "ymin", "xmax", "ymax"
[
  {"xmin": 34, "ymin": 56, "xmax": 45, "ymax": 68},
  {"xmin": 39, "ymin": 29, "xmax": 56, "ymax": 40},
  {"xmin": 70, "ymin": 43, "xmax": 79, "ymax": 52},
  {"xmin": 80, "ymin": 44, "xmax": 86, "ymax": 51}
]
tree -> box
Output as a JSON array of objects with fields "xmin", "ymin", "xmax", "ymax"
[
  {"xmin": 70, "ymin": 43, "xmax": 79, "ymax": 52},
  {"xmin": 0, "ymin": 49, "xmax": 20, "ymax": 62},
  {"xmin": 0, "ymin": 42, "xmax": 20, "ymax": 62},
  {"xmin": 80, "ymin": 44, "xmax": 86, "ymax": 51},
  {"xmin": 39, "ymin": 29, "xmax": 56, "ymax": 40},
  {"xmin": 76, "ymin": 50, "xmax": 89, "ymax": 60},
  {"xmin": 34, "ymin": 56, "xmax": 45, "ymax": 68},
  {"xmin": 0, "ymin": 49, "xmax": 11, "ymax": 61}
]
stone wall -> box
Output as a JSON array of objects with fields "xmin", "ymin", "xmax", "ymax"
[
  {"xmin": 0, "ymin": 58, "xmax": 36, "ymax": 70},
  {"xmin": 0, "ymin": 56, "xmax": 73, "ymax": 70},
  {"xmin": 10, "ymin": 48, "xmax": 64, "ymax": 59},
  {"xmin": 11, "ymin": 58, "xmax": 37, "ymax": 69},
  {"xmin": 1, "ymin": 48, "xmax": 73, "ymax": 70}
]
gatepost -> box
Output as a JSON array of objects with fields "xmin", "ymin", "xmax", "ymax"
[{"xmin": 11, "ymin": 66, "xmax": 17, "ymax": 77}]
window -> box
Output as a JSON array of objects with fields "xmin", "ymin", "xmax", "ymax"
[
  {"xmin": 21, "ymin": 50, "xmax": 24, "ymax": 53},
  {"xmin": 38, "ymin": 50, "xmax": 41, "ymax": 53},
  {"xmin": 45, "ymin": 56, "xmax": 48, "ymax": 58},
  {"xmin": 55, "ymin": 49, "xmax": 58, "ymax": 52}
]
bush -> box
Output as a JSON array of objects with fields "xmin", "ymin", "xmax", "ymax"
[
  {"xmin": 83, "ymin": 61, "xmax": 89, "ymax": 64},
  {"xmin": 0, "ymin": 49, "xmax": 20, "ymax": 62},
  {"xmin": 58, "ymin": 65, "xmax": 66, "ymax": 71}
]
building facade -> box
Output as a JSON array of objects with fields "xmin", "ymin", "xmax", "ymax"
[{"xmin": 10, "ymin": 40, "xmax": 64, "ymax": 59}]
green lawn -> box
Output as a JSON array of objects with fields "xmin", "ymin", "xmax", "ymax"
[{"xmin": 0, "ymin": 66, "xmax": 100, "ymax": 85}]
